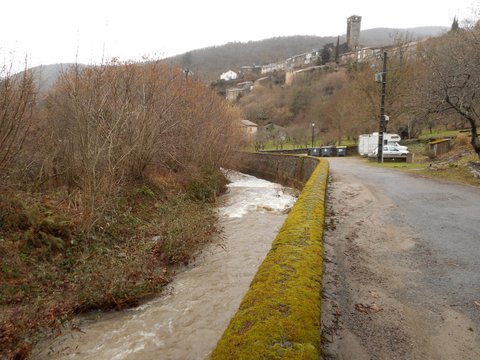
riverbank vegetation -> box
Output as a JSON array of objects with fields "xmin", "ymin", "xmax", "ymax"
[{"xmin": 0, "ymin": 60, "xmax": 243, "ymax": 359}]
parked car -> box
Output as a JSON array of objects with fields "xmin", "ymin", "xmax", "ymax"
[
  {"xmin": 388, "ymin": 142, "xmax": 408, "ymax": 152},
  {"xmin": 371, "ymin": 145, "xmax": 409, "ymax": 157}
]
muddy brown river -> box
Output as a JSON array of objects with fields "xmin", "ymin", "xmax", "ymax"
[{"xmin": 32, "ymin": 171, "xmax": 297, "ymax": 360}]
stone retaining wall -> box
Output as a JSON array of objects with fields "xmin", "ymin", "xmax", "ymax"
[
  {"xmin": 235, "ymin": 152, "xmax": 321, "ymax": 190},
  {"xmin": 212, "ymin": 154, "xmax": 329, "ymax": 359}
]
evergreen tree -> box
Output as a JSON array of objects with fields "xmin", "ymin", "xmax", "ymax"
[
  {"xmin": 451, "ymin": 16, "xmax": 459, "ymax": 32},
  {"xmin": 320, "ymin": 43, "xmax": 333, "ymax": 64},
  {"xmin": 335, "ymin": 36, "xmax": 340, "ymax": 64}
]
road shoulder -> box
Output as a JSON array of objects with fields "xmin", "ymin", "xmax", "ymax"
[{"xmin": 321, "ymin": 167, "xmax": 480, "ymax": 359}]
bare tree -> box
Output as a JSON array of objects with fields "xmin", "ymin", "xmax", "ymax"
[
  {"xmin": 348, "ymin": 41, "xmax": 419, "ymax": 136},
  {"xmin": 0, "ymin": 61, "xmax": 36, "ymax": 176},
  {"xmin": 43, "ymin": 59, "xmax": 242, "ymax": 226},
  {"xmin": 418, "ymin": 26, "xmax": 480, "ymax": 157}
]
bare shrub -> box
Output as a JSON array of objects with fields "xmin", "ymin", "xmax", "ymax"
[
  {"xmin": 0, "ymin": 61, "xmax": 36, "ymax": 178},
  {"xmin": 39, "ymin": 60, "xmax": 242, "ymax": 227}
]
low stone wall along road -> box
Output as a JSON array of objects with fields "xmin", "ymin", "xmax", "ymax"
[{"xmin": 322, "ymin": 157, "xmax": 480, "ymax": 360}]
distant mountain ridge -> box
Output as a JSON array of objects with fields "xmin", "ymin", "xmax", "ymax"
[
  {"xmin": 27, "ymin": 63, "xmax": 86, "ymax": 93},
  {"xmin": 25, "ymin": 26, "xmax": 448, "ymax": 89},
  {"xmin": 358, "ymin": 26, "xmax": 448, "ymax": 46}
]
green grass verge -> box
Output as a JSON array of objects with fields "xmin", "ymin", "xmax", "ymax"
[
  {"xmin": 258, "ymin": 142, "xmax": 312, "ymax": 151},
  {"xmin": 211, "ymin": 159, "xmax": 329, "ymax": 360},
  {"xmin": 416, "ymin": 166, "xmax": 480, "ymax": 187},
  {"xmin": 363, "ymin": 156, "xmax": 480, "ymax": 188},
  {"xmin": 418, "ymin": 129, "xmax": 460, "ymax": 140}
]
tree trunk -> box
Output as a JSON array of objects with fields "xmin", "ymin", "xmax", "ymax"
[{"xmin": 469, "ymin": 121, "xmax": 480, "ymax": 158}]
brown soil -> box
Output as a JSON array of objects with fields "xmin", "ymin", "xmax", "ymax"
[{"xmin": 321, "ymin": 171, "xmax": 480, "ymax": 360}]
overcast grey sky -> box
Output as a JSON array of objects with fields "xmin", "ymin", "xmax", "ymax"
[{"xmin": 1, "ymin": 0, "xmax": 477, "ymax": 70}]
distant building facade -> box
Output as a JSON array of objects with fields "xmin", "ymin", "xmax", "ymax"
[
  {"xmin": 239, "ymin": 119, "xmax": 258, "ymax": 138},
  {"xmin": 285, "ymin": 65, "xmax": 328, "ymax": 85},
  {"xmin": 259, "ymin": 50, "xmax": 321, "ymax": 75},
  {"xmin": 220, "ymin": 70, "xmax": 238, "ymax": 81},
  {"xmin": 347, "ymin": 15, "xmax": 362, "ymax": 51},
  {"xmin": 226, "ymin": 81, "xmax": 253, "ymax": 101},
  {"xmin": 338, "ymin": 39, "xmax": 426, "ymax": 66},
  {"xmin": 241, "ymin": 65, "xmax": 263, "ymax": 75}
]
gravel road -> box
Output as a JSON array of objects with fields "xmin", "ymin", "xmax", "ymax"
[{"xmin": 321, "ymin": 157, "xmax": 480, "ymax": 360}]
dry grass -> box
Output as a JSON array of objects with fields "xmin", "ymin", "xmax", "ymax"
[
  {"xmin": 418, "ymin": 145, "xmax": 479, "ymax": 187},
  {"xmin": 416, "ymin": 165, "xmax": 480, "ymax": 187},
  {"xmin": 456, "ymin": 133, "xmax": 470, "ymax": 146}
]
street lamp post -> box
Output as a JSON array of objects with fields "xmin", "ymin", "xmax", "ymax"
[{"xmin": 311, "ymin": 122, "xmax": 315, "ymax": 148}]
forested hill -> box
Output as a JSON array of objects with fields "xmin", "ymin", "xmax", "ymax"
[
  {"xmin": 167, "ymin": 36, "xmax": 335, "ymax": 80},
  {"xmin": 167, "ymin": 26, "xmax": 447, "ymax": 80},
  {"xmin": 25, "ymin": 63, "xmax": 87, "ymax": 93},
  {"xmin": 359, "ymin": 26, "xmax": 447, "ymax": 46}
]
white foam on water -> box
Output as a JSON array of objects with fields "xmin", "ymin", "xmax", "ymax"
[{"xmin": 219, "ymin": 171, "xmax": 297, "ymax": 218}]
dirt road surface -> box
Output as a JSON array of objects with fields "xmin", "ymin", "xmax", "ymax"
[{"xmin": 321, "ymin": 158, "xmax": 480, "ymax": 360}]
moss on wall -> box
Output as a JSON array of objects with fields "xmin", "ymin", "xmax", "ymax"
[{"xmin": 211, "ymin": 156, "xmax": 329, "ymax": 359}]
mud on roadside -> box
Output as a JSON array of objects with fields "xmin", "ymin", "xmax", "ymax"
[{"xmin": 321, "ymin": 172, "xmax": 480, "ymax": 360}]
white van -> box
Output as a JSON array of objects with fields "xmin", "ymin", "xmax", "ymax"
[{"xmin": 358, "ymin": 132, "xmax": 406, "ymax": 156}]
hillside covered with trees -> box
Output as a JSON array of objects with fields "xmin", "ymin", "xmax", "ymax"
[{"xmin": 167, "ymin": 26, "xmax": 447, "ymax": 80}]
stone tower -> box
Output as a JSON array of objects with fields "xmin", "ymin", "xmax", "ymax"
[{"xmin": 347, "ymin": 15, "xmax": 362, "ymax": 51}]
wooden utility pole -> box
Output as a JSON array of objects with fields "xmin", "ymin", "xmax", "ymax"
[{"xmin": 377, "ymin": 52, "xmax": 388, "ymax": 163}]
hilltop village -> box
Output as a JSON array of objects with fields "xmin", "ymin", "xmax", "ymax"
[{"xmin": 218, "ymin": 15, "xmax": 422, "ymax": 102}]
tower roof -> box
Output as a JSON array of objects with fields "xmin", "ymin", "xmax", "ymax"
[{"xmin": 348, "ymin": 15, "xmax": 362, "ymax": 21}]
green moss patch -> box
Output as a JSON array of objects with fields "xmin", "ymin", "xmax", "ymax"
[{"xmin": 212, "ymin": 159, "xmax": 328, "ymax": 359}]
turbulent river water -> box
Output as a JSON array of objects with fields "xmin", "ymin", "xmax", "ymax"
[{"xmin": 32, "ymin": 171, "xmax": 297, "ymax": 360}]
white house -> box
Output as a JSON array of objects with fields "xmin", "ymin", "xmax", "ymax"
[{"xmin": 220, "ymin": 70, "xmax": 238, "ymax": 81}]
